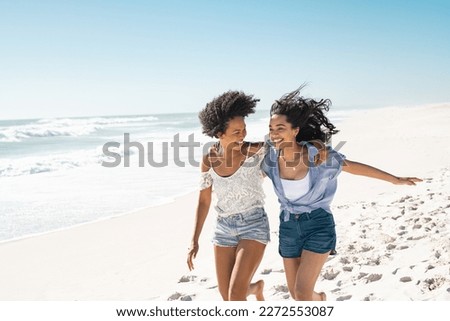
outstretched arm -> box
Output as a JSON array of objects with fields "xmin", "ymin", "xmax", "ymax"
[{"xmin": 342, "ymin": 159, "xmax": 422, "ymax": 185}]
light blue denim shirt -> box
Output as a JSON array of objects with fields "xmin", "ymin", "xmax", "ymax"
[{"xmin": 262, "ymin": 142, "xmax": 346, "ymax": 222}]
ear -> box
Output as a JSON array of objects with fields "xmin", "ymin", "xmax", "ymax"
[
  {"xmin": 293, "ymin": 127, "xmax": 300, "ymax": 136},
  {"xmin": 216, "ymin": 132, "xmax": 224, "ymax": 139}
]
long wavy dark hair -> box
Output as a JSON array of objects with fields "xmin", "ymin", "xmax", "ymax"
[{"xmin": 270, "ymin": 85, "xmax": 338, "ymax": 143}]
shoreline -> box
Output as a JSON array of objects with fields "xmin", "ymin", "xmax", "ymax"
[
  {"xmin": 0, "ymin": 104, "xmax": 449, "ymax": 300},
  {"xmin": 0, "ymin": 188, "xmax": 198, "ymax": 246}
]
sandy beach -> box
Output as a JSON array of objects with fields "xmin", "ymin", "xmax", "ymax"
[{"xmin": 0, "ymin": 104, "xmax": 449, "ymax": 301}]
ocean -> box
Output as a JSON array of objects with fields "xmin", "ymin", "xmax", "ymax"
[{"xmin": 0, "ymin": 108, "xmax": 357, "ymax": 242}]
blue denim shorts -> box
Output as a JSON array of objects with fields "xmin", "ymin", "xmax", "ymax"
[
  {"xmin": 278, "ymin": 208, "xmax": 336, "ymax": 258},
  {"xmin": 212, "ymin": 207, "xmax": 270, "ymax": 247}
]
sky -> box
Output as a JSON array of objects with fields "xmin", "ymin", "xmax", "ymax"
[{"xmin": 0, "ymin": 0, "xmax": 449, "ymax": 120}]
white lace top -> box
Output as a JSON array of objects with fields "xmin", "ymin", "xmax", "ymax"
[{"xmin": 199, "ymin": 145, "xmax": 266, "ymax": 216}]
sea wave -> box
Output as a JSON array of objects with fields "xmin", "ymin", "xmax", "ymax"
[
  {"xmin": 0, "ymin": 146, "xmax": 115, "ymax": 177},
  {"xmin": 0, "ymin": 140, "xmax": 166, "ymax": 177},
  {"xmin": 35, "ymin": 115, "xmax": 159, "ymax": 126},
  {"xmin": 0, "ymin": 115, "xmax": 159, "ymax": 142}
]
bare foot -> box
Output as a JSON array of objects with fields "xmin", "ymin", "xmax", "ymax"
[
  {"xmin": 312, "ymin": 291, "xmax": 327, "ymax": 301},
  {"xmin": 247, "ymin": 280, "xmax": 265, "ymax": 301}
]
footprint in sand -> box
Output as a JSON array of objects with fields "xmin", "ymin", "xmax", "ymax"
[
  {"xmin": 169, "ymin": 293, "xmax": 195, "ymax": 301},
  {"xmin": 365, "ymin": 274, "xmax": 383, "ymax": 283},
  {"xmin": 168, "ymin": 292, "xmax": 183, "ymax": 300},
  {"xmin": 397, "ymin": 195, "xmax": 413, "ymax": 203},
  {"xmin": 273, "ymin": 285, "xmax": 289, "ymax": 293},
  {"xmin": 178, "ymin": 275, "xmax": 197, "ymax": 283},
  {"xmin": 363, "ymin": 293, "xmax": 375, "ymax": 301},
  {"xmin": 425, "ymin": 264, "xmax": 435, "ymax": 272},
  {"xmin": 386, "ymin": 243, "xmax": 396, "ymax": 250},
  {"xmin": 400, "ymin": 276, "xmax": 412, "ymax": 283},
  {"xmin": 323, "ymin": 269, "xmax": 340, "ymax": 280},
  {"xmin": 407, "ymin": 235, "xmax": 425, "ymax": 240},
  {"xmin": 365, "ymin": 257, "xmax": 381, "ymax": 266},
  {"xmin": 361, "ymin": 245, "xmax": 374, "ymax": 252},
  {"xmin": 260, "ymin": 268, "xmax": 272, "ymax": 275},
  {"xmin": 421, "ymin": 278, "xmax": 442, "ymax": 288},
  {"xmin": 425, "ymin": 223, "xmax": 436, "ymax": 232}
]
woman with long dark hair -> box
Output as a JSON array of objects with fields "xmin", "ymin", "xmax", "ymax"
[{"xmin": 263, "ymin": 85, "xmax": 422, "ymax": 301}]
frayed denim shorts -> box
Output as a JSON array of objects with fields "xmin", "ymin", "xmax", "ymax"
[
  {"xmin": 279, "ymin": 208, "xmax": 336, "ymax": 258},
  {"xmin": 212, "ymin": 207, "xmax": 270, "ymax": 247}
]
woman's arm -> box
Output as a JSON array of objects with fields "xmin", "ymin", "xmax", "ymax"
[
  {"xmin": 342, "ymin": 159, "xmax": 422, "ymax": 185},
  {"xmin": 187, "ymin": 156, "xmax": 213, "ymax": 271}
]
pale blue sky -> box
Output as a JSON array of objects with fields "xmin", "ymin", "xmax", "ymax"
[{"xmin": 1, "ymin": 0, "xmax": 449, "ymax": 119}]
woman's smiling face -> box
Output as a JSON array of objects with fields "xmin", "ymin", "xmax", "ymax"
[
  {"xmin": 218, "ymin": 116, "xmax": 247, "ymax": 147},
  {"xmin": 269, "ymin": 114, "xmax": 299, "ymax": 150}
]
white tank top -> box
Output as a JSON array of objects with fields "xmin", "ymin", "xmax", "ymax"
[{"xmin": 281, "ymin": 171, "xmax": 310, "ymax": 201}]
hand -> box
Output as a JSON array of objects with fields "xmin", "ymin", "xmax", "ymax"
[
  {"xmin": 187, "ymin": 243, "xmax": 199, "ymax": 271},
  {"xmin": 393, "ymin": 177, "xmax": 423, "ymax": 185}
]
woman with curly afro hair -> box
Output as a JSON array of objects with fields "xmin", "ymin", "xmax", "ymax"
[
  {"xmin": 263, "ymin": 85, "xmax": 422, "ymax": 301},
  {"xmin": 187, "ymin": 90, "xmax": 269, "ymax": 301}
]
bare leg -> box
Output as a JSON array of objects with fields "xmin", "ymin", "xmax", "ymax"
[
  {"xmin": 283, "ymin": 252, "xmax": 329, "ymax": 301},
  {"xmin": 228, "ymin": 240, "xmax": 266, "ymax": 301},
  {"xmin": 283, "ymin": 257, "xmax": 301, "ymax": 299},
  {"xmin": 294, "ymin": 249, "xmax": 330, "ymax": 301},
  {"xmin": 214, "ymin": 245, "xmax": 236, "ymax": 301}
]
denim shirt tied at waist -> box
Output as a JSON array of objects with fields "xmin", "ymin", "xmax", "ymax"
[{"xmin": 262, "ymin": 142, "xmax": 346, "ymax": 222}]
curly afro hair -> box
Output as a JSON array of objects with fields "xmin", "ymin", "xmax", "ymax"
[
  {"xmin": 199, "ymin": 91, "xmax": 259, "ymax": 138},
  {"xmin": 270, "ymin": 85, "xmax": 339, "ymax": 143}
]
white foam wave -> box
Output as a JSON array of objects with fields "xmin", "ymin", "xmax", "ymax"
[
  {"xmin": 0, "ymin": 115, "xmax": 159, "ymax": 142},
  {"xmin": 0, "ymin": 140, "xmax": 168, "ymax": 177},
  {"xmin": 36, "ymin": 115, "xmax": 159, "ymax": 126},
  {"xmin": 0, "ymin": 148, "xmax": 110, "ymax": 177}
]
